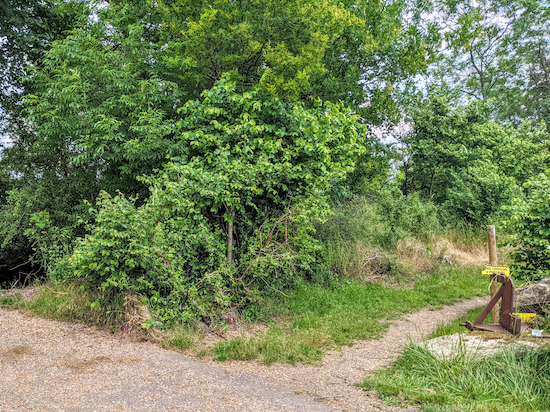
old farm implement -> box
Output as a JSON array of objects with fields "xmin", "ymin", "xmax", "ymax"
[{"xmin": 461, "ymin": 266, "xmax": 529, "ymax": 335}]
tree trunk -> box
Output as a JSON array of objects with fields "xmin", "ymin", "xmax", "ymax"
[{"xmin": 227, "ymin": 207, "xmax": 236, "ymax": 265}]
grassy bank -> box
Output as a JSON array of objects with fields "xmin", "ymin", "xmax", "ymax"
[
  {"xmin": 360, "ymin": 342, "xmax": 550, "ymax": 412},
  {"xmin": 212, "ymin": 266, "xmax": 487, "ymax": 364}
]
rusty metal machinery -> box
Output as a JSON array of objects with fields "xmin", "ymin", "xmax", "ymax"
[{"xmin": 461, "ymin": 274, "xmax": 529, "ymax": 335}]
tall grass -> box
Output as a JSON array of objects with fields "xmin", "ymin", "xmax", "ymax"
[
  {"xmin": 0, "ymin": 281, "xmax": 154, "ymax": 336},
  {"xmin": 360, "ymin": 343, "xmax": 550, "ymax": 412},
  {"xmin": 317, "ymin": 192, "xmax": 489, "ymax": 282},
  {"xmin": 213, "ymin": 266, "xmax": 488, "ymax": 364}
]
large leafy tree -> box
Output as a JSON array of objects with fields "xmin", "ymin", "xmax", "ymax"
[
  {"xmin": 158, "ymin": 0, "xmax": 435, "ymax": 123},
  {"xmin": 508, "ymin": 3, "xmax": 550, "ymax": 124},
  {"xmin": 0, "ymin": 0, "xmax": 88, "ymax": 280},
  {"xmin": 424, "ymin": 0, "xmax": 549, "ymax": 122},
  {"xmin": 0, "ymin": 0, "xmax": 434, "ymax": 282},
  {"xmin": 0, "ymin": 0, "xmax": 87, "ymax": 136},
  {"xmin": 401, "ymin": 96, "xmax": 550, "ymax": 223}
]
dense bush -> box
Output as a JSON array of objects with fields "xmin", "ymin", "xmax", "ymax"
[
  {"xmin": 50, "ymin": 79, "xmax": 367, "ymax": 324},
  {"xmin": 506, "ymin": 172, "xmax": 550, "ymax": 280}
]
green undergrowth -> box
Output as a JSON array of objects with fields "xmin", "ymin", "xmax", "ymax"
[
  {"xmin": 360, "ymin": 342, "xmax": 550, "ymax": 412},
  {"xmin": 212, "ymin": 266, "xmax": 487, "ymax": 364},
  {"xmin": 0, "ymin": 281, "xmax": 125, "ymax": 329}
]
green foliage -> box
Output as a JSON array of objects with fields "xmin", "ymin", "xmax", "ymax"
[
  {"xmin": 403, "ymin": 97, "xmax": 549, "ymax": 224},
  {"xmin": 425, "ymin": 0, "xmax": 550, "ymax": 125},
  {"xmin": 158, "ymin": 0, "xmax": 433, "ymax": 123},
  {"xmin": 0, "ymin": 0, "xmax": 88, "ymax": 133},
  {"xmin": 24, "ymin": 211, "xmax": 74, "ymax": 273},
  {"xmin": 361, "ymin": 343, "xmax": 550, "ymax": 412},
  {"xmin": 316, "ymin": 186, "xmax": 441, "ymax": 280},
  {"xmin": 506, "ymin": 172, "xmax": 550, "ymax": 280},
  {"xmin": 53, "ymin": 190, "xmax": 230, "ymax": 325},
  {"xmin": 0, "ymin": 0, "xmax": 431, "ymax": 279},
  {"xmin": 376, "ymin": 186, "xmax": 441, "ymax": 246},
  {"xmin": 21, "ymin": 10, "xmax": 181, "ymax": 196},
  {"xmin": 52, "ymin": 79, "xmax": 367, "ymax": 324}
]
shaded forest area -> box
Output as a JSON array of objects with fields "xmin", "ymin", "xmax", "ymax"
[{"xmin": 1, "ymin": 0, "xmax": 550, "ymax": 325}]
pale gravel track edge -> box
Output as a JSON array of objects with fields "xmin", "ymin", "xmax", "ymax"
[{"xmin": 0, "ymin": 295, "xmax": 488, "ymax": 412}]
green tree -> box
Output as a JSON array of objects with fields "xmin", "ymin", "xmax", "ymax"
[
  {"xmin": 507, "ymin": 3, "xmax": 550, "ymax": 124},
  {"xmin": 401, "ymin": 96, "xmax": 550, "ymax": 223},
  {"xmin": 425, "ymin": 0, "xmax": 550, "ymax": 123},
  {"xmin": 0, "ymin": 0, "xmax": 87, "ymax": 135},
  {"xmin": 55, "ymin": 78, "xmax": 367, "ymax": 322},
  {"xmin": 1, "ymin": 0, "xmax": 433, "ymax": 275},
  {"xmin": 507, "ymin": 172, "xmax": 550, "ymax": 280},
  {"xmin": 158, "ymin": 0, "xmax": 434, "ymax": 123}
]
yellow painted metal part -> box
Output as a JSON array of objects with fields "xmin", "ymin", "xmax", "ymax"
[
  {"xmin": 513, "ymin": 313, "xmax": 537, "ymax": 322},
  {"xmin": 481, "ymin": 265, "xmax": 510, "ymax": 277}
]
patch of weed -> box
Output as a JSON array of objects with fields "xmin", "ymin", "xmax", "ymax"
[
  {"xmin": 0, "ymin": 293, "xmax": 23, "ymax": 308},
  {"xmin": 360, "ymin": 343, "xmax": 550, "ymax": 412},
  {"xmin": 162, "ymin": 323, "xmax": 198, "ymax": 350},
  {"xmin": 213, "ymin": 267, "xmax": 487, "ymax": 364}
]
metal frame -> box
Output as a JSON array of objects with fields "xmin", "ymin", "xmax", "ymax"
[{"xmin": 461, "ymin": 274, "xmax": 529, "ymax": 335}]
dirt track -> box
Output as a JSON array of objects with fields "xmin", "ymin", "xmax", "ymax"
[{"xmin": 0, "ymin": 295, "xmax": 487, "ymax": 411}]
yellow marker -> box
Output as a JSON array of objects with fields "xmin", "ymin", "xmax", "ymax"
[
  {"xmin": 513, "ymin": 313, "xmax": 537, "ymax": 322},
  {"xmin": 481, "ymin": 265, "xmax": 510, "ymax": 277}
]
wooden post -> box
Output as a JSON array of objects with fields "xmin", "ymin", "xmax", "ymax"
[{"xmin": 487, "ymin": 225, "xmax": 499, "ymax": 323}]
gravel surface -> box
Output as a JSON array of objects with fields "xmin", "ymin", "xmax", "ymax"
[
  {"xmin": 203, "ymin": 296, "xmax": 488, "ymax": 412},
  {"xmin": 0, "ymin": 296, "xmax": 487, "ymax": 412},
  {"xmin": 0, "ymin": 309, "xmax": 336, "ymax": 412}
]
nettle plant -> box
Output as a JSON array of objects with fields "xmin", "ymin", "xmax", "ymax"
[{"xmin": 55, "ymin": 78, "xmax": 367, "ymax": 324}]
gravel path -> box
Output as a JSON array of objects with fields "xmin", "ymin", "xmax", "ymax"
[
  {"xmin": 203, "ymin": 296, "xmax": 488, "ymax": 412},
  {"xmin": 0, "ymin": 296, "xmax": 487, "ymax": 412}
]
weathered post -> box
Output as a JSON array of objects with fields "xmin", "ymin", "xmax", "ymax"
[{"xmin": 487, "ymin": 225, "xmax": 499, "ymax": 323}]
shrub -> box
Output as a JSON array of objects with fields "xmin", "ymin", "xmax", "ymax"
[
  {"xmin": 506, "ymin": 172, "xmax": 550, "ymax": 280},
  {"xmin": 51, "ymin": 78, "xmax": 368, "ymax": 324}
]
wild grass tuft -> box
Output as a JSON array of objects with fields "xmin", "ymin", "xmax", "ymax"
[
  {"xmin": 3, "ymin": 281, "xmax": 162, "ymax": 339},
  {"xmin": 213, "ymin": 266, "xmax": 487, "ymax": 364},
  {"xmin": 360, "ymin": 342, "xmax": 550, "ymax": 412},
  {"xmin": 162, "ymin": 322, "xmax": 198, "ymax": 350}
]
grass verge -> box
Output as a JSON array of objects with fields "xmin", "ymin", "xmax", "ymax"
[
  {"xmin": 359, "ymin": 342, "xmax": 550, "ymax": 412},
  {"xmin": 0, "ymin": 281, "xmax": 155, "ymax": 337},
  {"xmin": 213, "ymin": 266, "xmax": 488, "ymax": 364}
]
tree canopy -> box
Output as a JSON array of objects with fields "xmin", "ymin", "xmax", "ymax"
[{"xmin": 1, "ymin": 0, "xmax": 550, "ymax": 297}]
